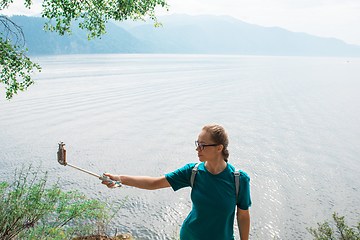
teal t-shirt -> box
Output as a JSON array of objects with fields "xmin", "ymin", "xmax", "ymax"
[{"xmin": 165, "ymin": 162, "xmax": 251, "ymax": 240}]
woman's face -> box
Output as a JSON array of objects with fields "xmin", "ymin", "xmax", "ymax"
[{"xmin": 196, "ymin": 130, "xmax": 219, "ymax": 162}]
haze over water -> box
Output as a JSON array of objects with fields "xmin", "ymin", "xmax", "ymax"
[{"xmin": 0, "ymin": 54, "xmax": 359, "ymax": 239}]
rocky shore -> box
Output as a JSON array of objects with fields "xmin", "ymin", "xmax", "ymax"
[{"xmin": 72, "ymin": 233, "xmax": 134, "ymax": 240}]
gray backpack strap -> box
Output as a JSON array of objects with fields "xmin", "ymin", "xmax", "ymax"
[
  {"xmin": 190, "ymin": 163, "xmax": 200, "ymax": 188},
  {"xmin": 234, "ymin": 169, "xmax": 240, "ymax": 204}
]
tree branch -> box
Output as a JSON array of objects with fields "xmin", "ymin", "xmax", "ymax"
[{"xmin": 0, "ymin": 15, "xmax": 25, "ymax": 47}]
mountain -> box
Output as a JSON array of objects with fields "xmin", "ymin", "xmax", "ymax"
[
  {"xmin": 6, "ymin": 14, "xmax": 360, "ymax": 57},
  {"xmin": 124, "ymin": 14, "xmax": 360, "ymax": 57},
  {"xmin": 8, "ymin": 15, "xmax": 150, "ymax": 54}
]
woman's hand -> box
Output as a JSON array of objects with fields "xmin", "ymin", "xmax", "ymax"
[{"xmin": 101, "ymin": 173, "xmax": 121, "ymax": 188}]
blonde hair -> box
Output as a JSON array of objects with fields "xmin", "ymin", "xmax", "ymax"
[{"xmin": 202, "ymin": 124, "xmax": 229, "ymax": 162}]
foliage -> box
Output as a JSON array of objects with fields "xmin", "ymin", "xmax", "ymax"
[
  {"xmin": 0, "ymin": 164, "xmax": 127, "ymax": 239},
  {"xmin": 40, "ymin": 0, "xmax": 168, "ymax": 40},
  {"xmin": 172, "ymin": 226, "xmax": 180, "ymax": 240},
  {"xmin": 0, "ymin": 32, "xmax": 42, "ymax": 100},
  {"xmin": 307, "ymin": 212, "xmax": 360, "ymax": 240},
  {"xmin": 0, "ymin": 0, "xmax": 168, "ymax": 100}
]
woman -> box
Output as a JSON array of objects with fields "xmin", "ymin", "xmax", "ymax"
[{"xmin": 103, "ymin": 124, "xmax": 251, "ymax": 240}]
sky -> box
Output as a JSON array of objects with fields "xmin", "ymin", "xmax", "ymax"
[{"xmin": 2, "ymin": 0, "xmax": 360, "ymax": 46}]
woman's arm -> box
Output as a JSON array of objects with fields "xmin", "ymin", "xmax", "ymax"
[
  {"xmin": 103, "ymin": 174, "xmax": 171, "ymax": 190},
  {"xmin": 237, "ymin": 208, "xmax": 250, "ymax": 240}
]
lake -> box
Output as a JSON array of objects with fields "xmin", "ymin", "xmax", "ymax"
[{"xmin": 0, "ymin": 54, "xmax": 359, "ymax": 239}]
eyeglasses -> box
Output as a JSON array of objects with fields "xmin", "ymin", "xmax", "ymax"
[{"xmin": 195, "ymin": 141, "xmax": 219, "ymax": 150}]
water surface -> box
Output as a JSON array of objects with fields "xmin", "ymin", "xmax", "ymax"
[{"xmin": 0, "ymin": 54, "xmax": 359, "ymax": 239}]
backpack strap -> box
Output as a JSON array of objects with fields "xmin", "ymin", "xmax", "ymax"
[
  {"xmin": 190, "ymin": 163, "xmax": 200, "ymax": 188},
  {"xmin": 234, "ymin": 169, "xmax": 240, "ymax": 204}
]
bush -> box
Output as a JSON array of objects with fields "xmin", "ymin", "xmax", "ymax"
[
  {"xmin": 0, "ymin": 164, "xmax": 127, "ymax": 239},
  {"xmin": 307, "ymin": 212, "xmax": 360, "ymax": 240}
]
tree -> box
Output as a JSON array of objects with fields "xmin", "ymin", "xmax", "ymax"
[
  {"xmin": 307, "ymin": 212, "xmax": 360, "ymax": 240},
  {"xmin": 0, "ymin": 0, "xmax": 168, "ymax": 100},
  {"xmin": 0, "ymin": 163, "xmax": 128, "ymax": 239},
  {"xmin": 1, "ymin": 15, "xmax": 41, "ymax": 100}
]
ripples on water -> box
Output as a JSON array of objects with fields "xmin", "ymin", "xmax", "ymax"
[{"xmin": 0, "ymin": 54, "xmax": 359, "ymax": 239}]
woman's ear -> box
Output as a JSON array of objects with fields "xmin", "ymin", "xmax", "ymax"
[{"xmin": 217, "ymin": 144, "xmax": 224, "ymax": 154}]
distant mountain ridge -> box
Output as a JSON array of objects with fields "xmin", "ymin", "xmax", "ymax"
[{"xmin": 7, "ymin": 14, "xmax": 360, "ymax": 57}]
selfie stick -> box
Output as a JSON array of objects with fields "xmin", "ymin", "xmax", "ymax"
[{"xmin": 57, "ymin": 142, "xmax": 121, "ymax": 188}]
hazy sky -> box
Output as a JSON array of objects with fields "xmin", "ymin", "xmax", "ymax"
[{"xmin": 2, "ymin": 0, "xmax": 360, "ymax": 46}]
